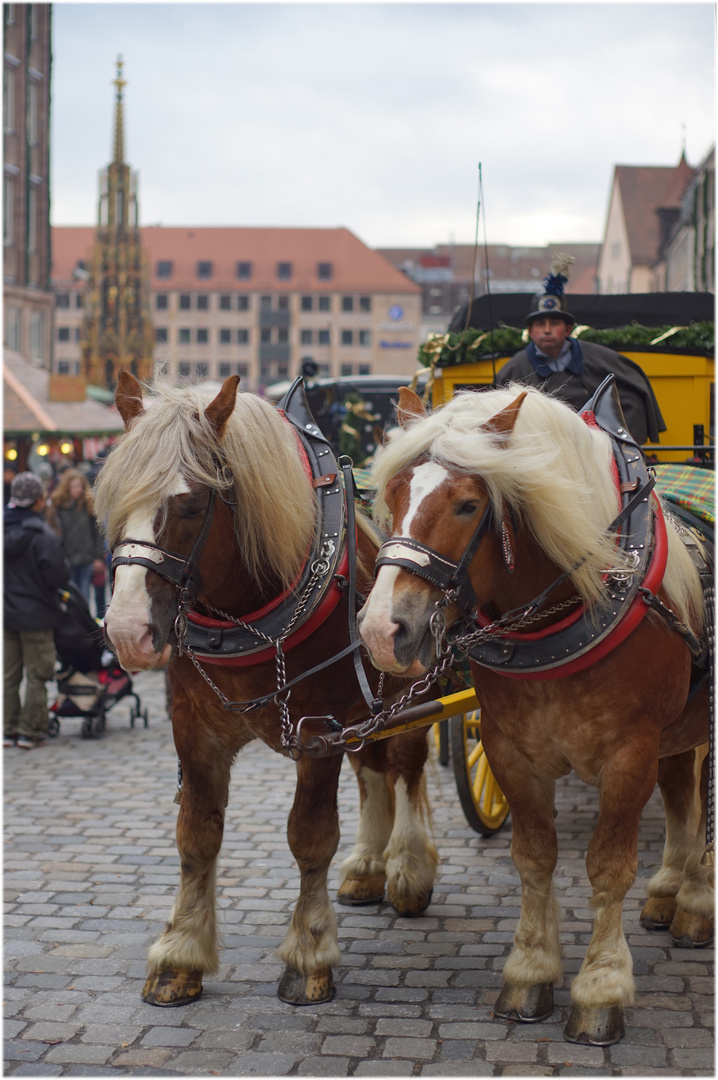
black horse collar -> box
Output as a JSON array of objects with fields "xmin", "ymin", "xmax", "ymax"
[{"xmin": 184, "ymin": 378, "xmax": 347, "ymax": 663}]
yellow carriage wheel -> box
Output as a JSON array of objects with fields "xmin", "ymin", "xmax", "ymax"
[{"xmin": 450, "ymin": 710, "xmax": 510, "ymax": 836}]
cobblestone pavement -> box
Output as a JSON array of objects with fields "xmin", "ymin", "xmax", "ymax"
[{"xmin": 4, "ymin": 670, "xmax": 714, "ymax": 1077}]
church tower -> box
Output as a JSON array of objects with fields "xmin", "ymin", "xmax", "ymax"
[{"xmin": 81, "ymin": 57, "xmax": 154, "ymax": 389}]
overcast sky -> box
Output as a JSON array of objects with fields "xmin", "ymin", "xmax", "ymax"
[{"xmin": 50, "ymin": 2, "xmax": 715, "ymax": 249}]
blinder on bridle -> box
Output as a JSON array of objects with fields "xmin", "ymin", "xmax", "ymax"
[{"xmin": 374, "ymin": 497, "xmax": 496, "ymax": 618}]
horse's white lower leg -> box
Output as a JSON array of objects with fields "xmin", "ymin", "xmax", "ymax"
[
  {"xmin": 384, "ymin": 775, "xmax": 438, "ymax": 915},
  {"xmin": 148, "ymin": 861, "xmax": 219, "ymax": 975},
  {"xmin": 339, "ymin": 765, "xmax": 393, "ymax": 892},
  {"xmin": 571, "ymin": 901, "xmax": 634, "ymax": 1008},
  {"xmin": 503, "ymin": 876, "xmax": 562, "ymax": 988},
  {"xmin": 277, "ymin": 872, "xmax": 341, "ymax": 974}
]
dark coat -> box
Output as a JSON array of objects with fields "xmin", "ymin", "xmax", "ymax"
[
  {"xmin": 4, "ymin": 507, "xmax": 71, "ymax": 632},
  {"xmin": 50, "ymin": 502, "xmax": 105, "ymax": 566},
  {"xmin": 495, "ymin": 340, "xmax": 666, "ymax": 445}
]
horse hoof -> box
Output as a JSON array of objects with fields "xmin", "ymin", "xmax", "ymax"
[
  {"xmin": 494, "ymin": 982, "xmax": 554, "ymax": 1023},
  {"xmin": 669, "ymin": 907, "xmax": 714, "ymax": 948},
  {"xmin": 564, "ymin": 1004, "xmax": 625, "ymax": 1045},
  {"xmin": 387, "ymin": 885, "xmax": 433, "ymax": 917},
  {"xmin": 640, "ymin": 895, "xmax": 677, "ymax": 930},
  {"xmin": 142, "ymin": 968, "xmax": 203, "ymax": 1007},
  {"xmin": 277, "ymin": 965, "xmax": 336, "ymax": 1005},
  {"xmin": 337, "ymin": 873, "xmax": 385, "ymax": 906}
]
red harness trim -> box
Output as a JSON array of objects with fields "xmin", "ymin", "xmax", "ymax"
[{"xmin": 484, "ymin": 494, "xmax": 668, "ymax": 680}]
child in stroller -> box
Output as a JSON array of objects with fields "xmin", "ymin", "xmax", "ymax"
[{"xmin": 49, "ymin": 583, "xmax": 148, "ymax": 739}]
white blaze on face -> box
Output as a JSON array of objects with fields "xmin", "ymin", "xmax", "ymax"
[
  {"xmin": 359, "ymin": 462, "xmax": 449, "ymax": 672},
  {"xmin": 104, "ymin": 472, "xmax": 189, "ymax": 671}
]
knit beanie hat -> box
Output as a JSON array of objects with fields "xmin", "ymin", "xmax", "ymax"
[{"xmin": 9, "ymin": 471, "xmax": 45, "ymax": 508}]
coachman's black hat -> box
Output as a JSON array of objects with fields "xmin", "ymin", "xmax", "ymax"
[{"xmin": 525, "ymin": 253, "xmax": 576, "ymax": 325}]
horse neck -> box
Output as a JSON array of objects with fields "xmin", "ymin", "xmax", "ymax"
[
  {"xmin": 481, "ymin": 527, "xmax": 578, "ymax": 627},
  {"xmin": 196, "ymin": 497, "xmax": 287, "ymax": 619}
]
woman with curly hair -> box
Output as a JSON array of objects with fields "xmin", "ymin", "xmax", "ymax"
[{"xmin": 47, "ymin": 469, "xmax": 105, "ymax": 606}]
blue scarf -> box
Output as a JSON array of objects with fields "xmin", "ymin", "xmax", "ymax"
[{"xmin": 526, "ymin": 338, "xmax": 583, "ymax": 378}]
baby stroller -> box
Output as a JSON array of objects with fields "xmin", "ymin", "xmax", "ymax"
[{"xmin": 49, "ymin": 583, "xmax": 149, "ymax": 740}]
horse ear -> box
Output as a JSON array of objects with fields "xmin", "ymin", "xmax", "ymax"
[
  {"xmin": 397, "ymin": 386, "xmax": 426, "ymax": 428},
  {"xmin": 115, "ymin": 370, "xmax": 145, "ymax": 430},
  {"xmin": 481, "ymin": 391, "xmax": 527, "ymax": 444},
  {"xmin": 205, "ymin": 375, "xmax": 240, "ymax": 436}
]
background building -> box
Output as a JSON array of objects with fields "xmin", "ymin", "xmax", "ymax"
[
  {"xmin": 378, "ymin": 243, "xmax": 600, "ymax": 337},
  {"xmin": 596, "ymin": 153, "xmax": 695, "ymax": 293},
  {"xmin": 3, "ymin": 3, "xmax": 53, "ymax": 367},
  {"xmin": 653, "ymin": 146, "xmax": 715, "ymax": 293},
  {"xmin": 51, "ymin": 226, "xmax": 422, "ymax": 393}
]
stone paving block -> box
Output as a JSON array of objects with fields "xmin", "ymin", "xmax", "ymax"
[
  {"xmin": 382, "ymin": 1036, "xmax": 437, "ymax": 1059},
  {"xmin": 421, "ymin": 1062, "xmax": 494, "ymax": 1075},
  {"xmin": 44, "ymin": 1042, "xmax": 116, "ymax": 1064},
  {"xmin": 355, "ymin": 1061, "xmax": 415, "ymax": 1075}
]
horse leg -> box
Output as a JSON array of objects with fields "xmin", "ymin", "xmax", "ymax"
[
  {"xmin": 383, "ymin": 730, "xmax": 438, "ymax": 916},
  {"xmin": 493, "ymin": 769, "xmax": 561, "ymax": 1025},
  {"xmin": 338, "ymin": 745, "xmax": 393, "ymax": 906},
  {"xmin": 277, "ymin": 753, "xmax": 343, "ymax": 1005},
  {"xmin": 642, "ymin": 747, "xmax": 713, "ymax": 946},
  {"xmin": 143, "ymin": 729, "xmax": 230, "ymax": 1006},
  {"xmin": 669, "ymin": 747, "xmax": 714, "ymax": 947},
  {"xmin": 565, "ymin": 748, "xmax": 658, "ymax": 1046}
]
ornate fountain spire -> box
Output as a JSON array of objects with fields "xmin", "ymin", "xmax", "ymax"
[{"xmin": 112, "ymin": 54, "xmax": 126, "ymax": 164}]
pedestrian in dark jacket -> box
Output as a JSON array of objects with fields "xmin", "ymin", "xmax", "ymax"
[
  {"xmin": 4, "ymin": 472, "xmax": 71, "ymax": 749},
  {"xmin": 46, "ymin": 468, "xmax": 105, "ymax": 606}
]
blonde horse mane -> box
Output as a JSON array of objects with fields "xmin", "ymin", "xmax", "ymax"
[
  {"xmin": 94, "ymin": 379, "xmax": 316, "ymax": 589},
  {"xmin": 371, "ymin": 384, "xmax": 704, "ymax": 632}
]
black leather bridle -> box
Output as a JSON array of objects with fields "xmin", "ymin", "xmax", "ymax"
[
  {"xmin": 374, "ymin": 499, "xmax": 496, "ymax": 617},
  {"xmin": 110, "ymin": 485, "xmax": 218, "ymax": 641}
]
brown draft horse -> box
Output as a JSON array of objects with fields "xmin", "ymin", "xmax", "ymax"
[
  {"xmin": 358, "ymin": 382, "xmax": 713, "ymax": 1045},
  {"xmin": 94, "ymin": 371, "xmax": 438, "ymax": 1008}
]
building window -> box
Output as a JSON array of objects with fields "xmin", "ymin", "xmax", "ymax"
[
  {"xmin": 58, "ymin": 360, "xmax": 70, "ymax": 374},
  {"xmin": 318, "ymin": 296, "xmax": 330, "ymax": 312},
  {"xmin": 179, "ymin": 294, "xmax": 191, "ymax": 310},
  {"xmin": 261, "ymin": 328, "xmax": 272, "ymax": 343},
  {"xmin": 220, "ymin": 328, "xmax": 232, "ymax": 344},
  {"xmin": 56, "ymin": 293, "xmax": 70, "ymax": 309},
  {"xmin": 301, "ymin": 295, "xmax": 312, "ymax": 311},
  {"xmin": 358, "ymin": 363, "xmax": 371, "ymax": 375},
  {"xmin": 58, "ymin": 327, "xmax": 70, "ymax": 342},
  {"xmin": 277, "ymin": 328, "xmax": 288, "ymax": 344},
  {"xmin": 156, "ymin": 294, "xmax": 168, "ymax": 310},
  {"xmin": 237, "ymin": 363, "xmax": 248, "ymax": 379},
  {"xmin": 277, "ymin": 295, "xmax": 289, "ymax": 310},
  {"xmin": 318, "ymin": 329, "xmax": 330, "ymax": 345},
  {"xmin": 260, "ymin": 295, "xmax": 272, "ymax": 310},
  {"xmin": 155, "ymin": 328, "xmax": 168, "ymax": 343},
  {"xmin": 219, "ymin": 362, "xmax": 231, "ymax": 378},
  {"xmin": 277, "ymin": 262, "xmax": 292, "ymax": 280},
  {"xmin": 27, "ymin": 79, "xmax": 38, "ymax": 146},
  {"xmin": 157, "ymin": 260, "xmax": 173, "ymax": 278},
  {"xmin": 236, "ymin": 261, "xmax": 252, "ymax": 279},
  {"xmin": 27, "ymin": 187, "xmax": 37, "ymax": 251},
  {"xmin": 75, "ymin": 293, "xmax": 84, "ymax": 309},
  {"xmin": 341, "ymin": 330, "xmax": 353, "ymax": 345},
  {"xmin": 179, "ymin": 362, "xmax": 191, "ymax": 377},
  {"xmin": 318, "ymin": 262, "xmax": 333, "ymax": 280},
  {"xmin": 196, "ymin": 362, "xmax": 209, "ymax": 379},
  {"xmin": 74, "ymin": 327, "xmax": 81, "ymax": 342},
  {"xmin": 197, "ymin": 261, "xmax": 213, "ymax": 279},
  {"xmin": 4, "ymin": 65, "xmax": 15, "ymax": 133},
  {"xmin": 5, "ymin": 305, "xmax": 20, "ymax": 350},
  {"xmin": 196, "ymin": 328, "xmax": 209, "ymax": 344},
  {"xmin": 277, "ymin": 361, "xmax": 289, "ymax": 379},
  {"xmin": 219, "ymin": 294, "xmax": 231, "ymax": 310},
  {"xmin": 3, "ymin": 175, "xmax": 13, "ymax": 245},
  {"xmin": 300, "ymin": 329, "xmax": 312, "ymax": 345},
  {"xmin": 237, "ymin": 328, "xmax": 249, "ymax": 344},
  {"xmin": 359, "ymin": 329, "xmax": 371, "ymax": 346},
  {"xmin": 196, "ymin": 294, "xmax": 209, "ymax": 311},
  {"xmin": 359, "ymin": 296, "xmax": 371, "ymax": 312},
  {"xmin": 342, "ymin": 296, "xmax": 353, "ymax": 312},
  {"xmin": 340, "ymin": 363, "xmax": 353, "ymax": 376},
  {"xmin": 179, "ymin": 328, "xmax": 191, "ymax": 344},
  {"xmin": 237, "ymin": 295, "xmax": 250, "ymax": 311}
]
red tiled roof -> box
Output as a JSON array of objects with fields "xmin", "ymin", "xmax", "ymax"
[
  {"xmin": 51, "ymin": 226, "xmax": 420, "ymax": 294},
  {"xmin": 614, "ymin": 157, "xmax": 694, "ymax": 265}
]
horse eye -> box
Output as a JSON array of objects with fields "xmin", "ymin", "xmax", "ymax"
[{"xmin": 456, "ymin": 500, "xmax": 479, "ymax": 517}]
